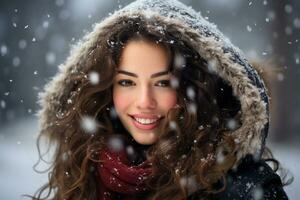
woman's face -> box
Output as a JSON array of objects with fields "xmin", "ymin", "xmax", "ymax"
[{"xmin": 113, "ymin": 39, "xmax": 177, "ymax": 145}]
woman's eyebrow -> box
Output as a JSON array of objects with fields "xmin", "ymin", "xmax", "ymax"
[
  {"xmin": 117, "ymin": 70, "xmax": 169, "ymax": 78},
  {"xmin": 151, "ymin": 70, "xmax": 169, "ymax": 78},
  {"xmin": 117, "ymin": 70, "xmax": 138, "ymax": 77}
]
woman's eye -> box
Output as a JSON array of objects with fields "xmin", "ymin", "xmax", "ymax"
[
  {"xmin": 156, "ymin": 80, "xmax": 171, "ymax": 87},
  {"xmin": 117, "ymin": 79, "xmax": 135, "ymax": 87}
]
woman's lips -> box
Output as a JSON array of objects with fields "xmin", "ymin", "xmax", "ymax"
[
  {"xmin": 129, "ymin": 115, "xmax": 162, "ymax": 130},
  {"xmin": 130, "ymin": 114, "xmax": 162, "ymax": 119}
]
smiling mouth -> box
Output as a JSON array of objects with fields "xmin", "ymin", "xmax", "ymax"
[
  {"xmin": 128, "ymin": 115, "xmax": 164, "ymax": 130},
  {"xmin": 133, "ymin": 117, "xmax": 160, "ymax": 124}
]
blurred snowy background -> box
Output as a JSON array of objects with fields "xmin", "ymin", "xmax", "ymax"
[{"xmin": 0, "ymin": 0, "xmax": 299, "ymax": 199}]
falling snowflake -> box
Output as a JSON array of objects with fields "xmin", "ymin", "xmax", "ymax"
[
  {"xmin": 169, "ymin": 121, "xmax": 177, "ymax": 130},
  {"xmin": 65, "ymin": 171, "xmax": 70, "ymax": 177},
  {"xmin": 170, "ymin": 77, "xmax": 179, "ymax": 89},
  {"xmin": 285, "ymin": 26, "xmax": 292, "ymax": 35},
  {"xmin": 43, "ymin": 21, "xmax": 49, "ymax": 28},
  {"xmin": 89, "ymin": 71, "xmax": 100, "ymax": 85},
  {"xmin": 46, "ymin": 52, "xmax": 56, "ymax": 65},
  {"xmin": 0, "ymin": 100, "xmax": 6, "ymax": 109},
  {"xmin": 293, "ymin": 18, "xmax": 300, "ymax": 29},
  {"xmin": 207, "ymin": 59, "xmax": 218, "ymax": 73},
  {"xmin": 174, "ymin": 52, "xmax": 186, "ymax": 69},
  {"xmin": 12, "ymin": 57, "xmax": 21, "ymax": 67},
  {"xmin": 0, "ymin": 45, "xmax": 8, "ymax": 56},
  {"xmin": 226, "ymin": 118, "xmax": 238, "ymax": 130},
  {"xmin": 179, "ymin": 175, "xmax": 198, "ymax": 195},
  {"xmin": 107, "ymin": 136, "xmax": 124, "ymax": 152},
  {"xmin": 216, "ymin": 148, "xmax": 225, "ymax": 164},
  {"xmin": 246, "ymin": 25, "xmax": 252, "ymax": 32},
  {"xmin": 80, "ymin": 116, "xmax": 97, "ymax": 134},
  {"xmin": 252, "ymin": 186, "xmax": 264, "ymax": 200},
  {"xmin": 277, "ymin": 73, "xmax": 284, "ymax": 82},
  {"xmin": 259, "ymin": 166, "xmax": 265, "ymax": 172},
  {"xmin": 263, "ymin": 0, "xmax": 267, "ymax": 5},
  {"xmin": 67, "ymin": 99, "xmax": 72, "ymax": 104},
  {"xmin": 61, "ymin": 151, "xmax": 69, "ymax": 161},
  {"xmin": 187, "ymin": 103, "xmax": 197, "ymax": 114},
  {"xmin": 246, "ymin": 182, "xmax": 254, "ymax": 190},
  {"xmin": 186, "ymin": 87, "xmax": 195, "ymax": 100},
  {"xmin": 18, "ymin": 39, "xmax": 27, "ymax": 49},
  {"xmin": 126, "ymin": 145, "xmax": 134, "ymax": 156},
  {"xmin": 284, "ymin": 4, "xmax": 293, "ymax": 14}
]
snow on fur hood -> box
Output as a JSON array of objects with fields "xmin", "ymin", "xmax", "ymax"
[{"xmin": 38, "ymin": 0, "xmax": 269, "ymax": 164}]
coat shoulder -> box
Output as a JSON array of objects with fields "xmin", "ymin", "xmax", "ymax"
[{"xmin": 189, "ymin": 155, "xmax": 289, "ymax": 200}]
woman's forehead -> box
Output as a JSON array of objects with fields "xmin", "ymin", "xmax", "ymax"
[{"xmin": 117, "ymin": 39, "xmax": 171, "ymax": 76}]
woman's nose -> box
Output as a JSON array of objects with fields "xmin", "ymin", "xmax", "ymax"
[{"xmin": 136, "ymin": 87, "xmax": 157, "ymax": 110}]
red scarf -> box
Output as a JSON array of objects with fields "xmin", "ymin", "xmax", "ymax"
[{"xmin": 97, "ymin": 142, "xmax": 152, "ymax": 200}]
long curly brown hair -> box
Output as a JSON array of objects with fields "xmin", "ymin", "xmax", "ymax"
[{"xmin": 31, "ymin": 18, "xmax": 249, "ymax": 200}]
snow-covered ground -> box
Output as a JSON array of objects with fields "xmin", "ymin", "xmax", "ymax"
[
  {"xmin": 0, "ymin": 117, "xmax": 48, "ymax": 200},
  {"xmin": 0, "ymin": 117, "xmax": 299, "ymax": 199}
]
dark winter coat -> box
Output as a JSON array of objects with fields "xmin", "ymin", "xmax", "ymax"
[
  {"xmin": 38, "ymin": 0, "xmax": 289, "ymax": 199},
  {"xmin": 188, "ymin": 155, "xmax": 288, "ymax": 200}
]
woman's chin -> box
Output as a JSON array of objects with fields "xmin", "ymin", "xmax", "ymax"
[{"xmin": 131, "ymin": 133, "xmax": 158, "ymax": 145}]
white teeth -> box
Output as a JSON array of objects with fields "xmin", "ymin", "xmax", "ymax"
[{"xmin": 134, "ymin": 117, "xmax": 159, "ymax": 125}]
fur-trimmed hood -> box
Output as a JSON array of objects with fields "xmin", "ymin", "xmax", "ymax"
[{"xmin": 38, "ymin": 0, "xmax": 269, "ymax": 164}]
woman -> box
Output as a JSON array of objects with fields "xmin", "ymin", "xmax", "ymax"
[{"xmin": 32, "ymin": 0, "xmax": 289, "ymax": 199}]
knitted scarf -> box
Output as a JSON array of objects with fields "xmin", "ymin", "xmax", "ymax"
[{"xmin": 97, "ymin": 138, "xmax": 152, "ymax": 200}]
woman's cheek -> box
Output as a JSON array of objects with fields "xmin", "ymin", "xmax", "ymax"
[
  {"xmin": 160, "ymin": 91, "xmax": 177, "ymax": 109},
  {"xmin": 113, "ymin": 88, "xmax": 131, "ymax": 111}
]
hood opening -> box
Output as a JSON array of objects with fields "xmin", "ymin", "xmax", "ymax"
[{"xmin": 38, "ymin": 5, "xmax": 268, "ymax": 164}]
